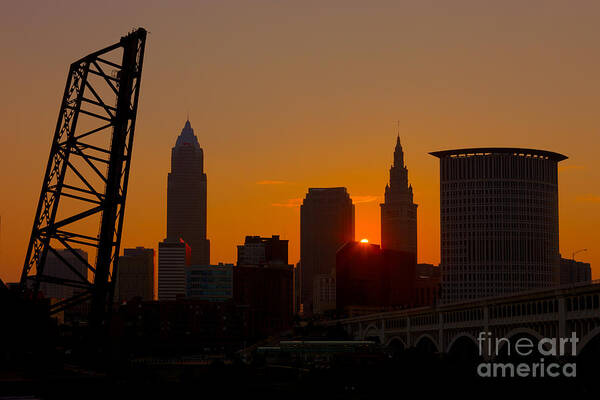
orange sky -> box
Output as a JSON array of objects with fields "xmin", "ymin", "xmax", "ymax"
[{"xmin": 1, "ymin": 1, "xmax": 599, "ymax": 282}]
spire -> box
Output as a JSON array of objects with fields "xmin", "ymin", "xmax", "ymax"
[
  {"xmin": 394, "ymin": 120, "xmax": 402, "ymax": 152},
  {"xmin": 393, "ymin": 135, "xmax": 404, "ymax": 168},
  {"xmin": 175, "ymin": 118, "xmax": 200, "ymax": 149}
]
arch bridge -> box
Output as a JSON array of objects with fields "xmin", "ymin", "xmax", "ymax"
[{"xmin": 324, "ymin": 281, "xmax": 600, "ymax": 359}]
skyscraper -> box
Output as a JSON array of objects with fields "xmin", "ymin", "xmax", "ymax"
[
  {"xmin": 237, "ymin": 235, "xmax": 288, "ymax": 266},
  {"xmin": 559, "ymin": 257, "xmax": 592, "ymax": 285},
  {"xmin": 116, "ymin": 247, "xmax": 155, "ymax": 302},
  {"xmin": 234, "ymin": 234, "xmax": 294, "ymax": 337},
  {"xmin": 167, "ymin": 120, "xmax": 210, "ymax": 265},
  {"xmin": 300, "ymin": 187, "xmax": 355, "ymax": 315},
  {"xmin": 233, "ymin": 264, "xmax": 294, "ymax": 339},
  {"xmin": 430, "ymin": 147, "xmax": 566, "ymax": 303},
  {"xmin": 336, "ymin": 241, "xmax": 416, "ymax": 312},
  {"xmin": 158, "ymin": 238, "xmax": 190, "ymax": 301},
  {"xmin": 380, "ymin": 136, "xmax": 418, "ymax": 257}
]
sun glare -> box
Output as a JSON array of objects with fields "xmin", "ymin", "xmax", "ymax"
[{"xmin": 360, "ymin": 238, "xmax": 369, "ymax": 243}]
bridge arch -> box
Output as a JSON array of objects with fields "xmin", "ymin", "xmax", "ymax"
[
  {"xmin": 414, "ymin": 333, "xmax": 441, "ymax": 353},
  {"xmin": 446, "ymin": 332, "xmax": 478, "ymax": 354},
  {"xmin": 385, "ymin": 336, "xmax": 407, "ymax": 359},
  {"xmin": 577, "ymin": 326, "xmax": 600, "ymax": 354},
  {"xmin": 385, "ymin": 336, "xmax": 407, "ymax": 349},
  {"xmin": 362, "ymin": 323, "xmax": 382, "ymax": 343},
  {"xmin": 494, "ymin": 327, "xmax": 544, "ymax": 358}
]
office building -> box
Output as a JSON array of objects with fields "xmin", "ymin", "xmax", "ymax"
[
  {"xmin": 294, "ymin": 262, "xmax": 302, "ymax": 314},
  {"xmin": 234, "ymin": 234, "xmax": 294, "ymax": 337},
  {"xmin": 237, "ymin": 235, "xmax": 288, "ymax": 265},
  {"xmin": 559, "ymin": 257, "xmax": 592, "ymax": 285},
  {"xmin": 430, "ymin": 148, "xmax": 567, "ymax": 303},
  {"xmin": 336, "ymin": 241, "xmax": 416, "ymax": 312},
  {"xmin": 116, "ymin": 247, "xmax": 155, "ymax": 302},
  {"xmin": 186, "ymin": 263, "xmax": 233, "ymax": 301},
  {"xmin": 167, "ymin": 119, "xmax": 210, "ymax": 265},
  {"xmin": 415, "ymin": 263, "xmax": 441, "ymax": 307},
  {"xmin": 300, "ymin": 187, "xmax": 355, "ymax": 314},
  {"xmin": 233, "ymin": 263, "xmax": 294, "ymax": 339},
  {"xmin": 158, "ymin": 238, "xmax": 190, "ymax": 301}
]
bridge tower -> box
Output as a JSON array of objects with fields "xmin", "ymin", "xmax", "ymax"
[{"xmin": 20, "ymin": 28, "xmax": 147, "ymax": 331}]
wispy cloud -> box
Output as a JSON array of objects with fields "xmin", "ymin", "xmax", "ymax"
[
  {"xmin": 353, "ymin": 195, "xmax": 381, "ymax": 204},
  {"xmin": 576, "ymin": 195, "xmax": 600, "ymax": 203},
  {"xmin": 271, "ymin": 198, "xmax": 303, "ymax": 208},
  {"xmin": 257, "ymin": 180, "xmax": 287, "ymax": 185}
]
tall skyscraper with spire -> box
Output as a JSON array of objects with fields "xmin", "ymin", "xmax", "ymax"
[
  {"xmin": 166, "ymin": 119, "xmax": 210, "ymax": 265},
  {"xmin": 380, "ymin": 136, "xmax": 418, "ymax": 258}
]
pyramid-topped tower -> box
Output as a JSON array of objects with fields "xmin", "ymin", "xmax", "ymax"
[{"xmin": 167, "ymin": 119, "xmax": 210, "ymax": 264}]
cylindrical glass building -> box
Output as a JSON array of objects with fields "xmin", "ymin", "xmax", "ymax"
[{"xmin": 430, "ymin": 148, "xmax": 567, "ymax": 303}]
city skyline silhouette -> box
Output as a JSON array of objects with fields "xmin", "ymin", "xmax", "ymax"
[
  {"xmin": 2, "ymin": 3, "xmax": 600, "ymax": 397},
  {"xmin": 1, "ymin": 1, "xmax": 599, "ymax": 283}
]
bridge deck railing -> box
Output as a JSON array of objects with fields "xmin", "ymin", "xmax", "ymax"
[{"xmin": 323, "ymin": 280, "xmax": 600, "ymax": 326}]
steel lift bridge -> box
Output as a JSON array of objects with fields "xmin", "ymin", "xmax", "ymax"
[{"xmin": 20, "ymin": 28, "xmax": 147, "ymax": 331}]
